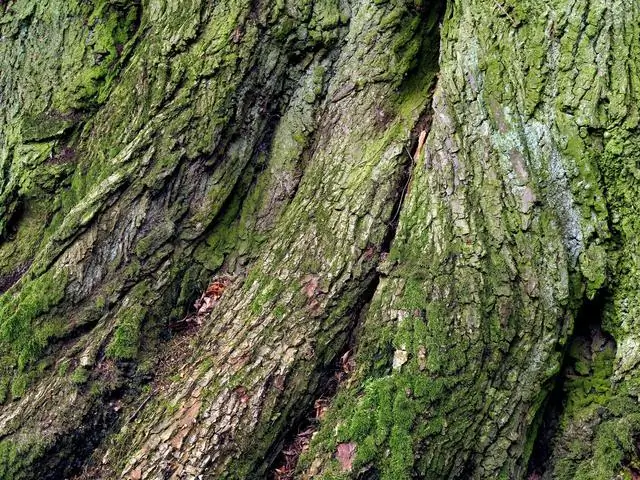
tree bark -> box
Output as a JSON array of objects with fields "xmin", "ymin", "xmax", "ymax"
[{"xmin": 0, "ymin": 0, "xmax": 638, "ymax": 479}]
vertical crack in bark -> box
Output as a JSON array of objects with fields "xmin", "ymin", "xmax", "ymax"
[
  {"xmin": 270, "ymin": 275, "xmax": 379, "ymax": 479},
  {"xmin": 268, "ymin": 114, "xmax": 434, "ymax": 474},
  {"xmin": 268, "ymin": 21, "xmax": 442, "ymax": 475},
  {"xmin": 526, "ymin": 291, "xmax": 615, "ymax": 478},
  {"xmin": 386, "ymin": 104, "xmax": 435, "ymax": 243}
]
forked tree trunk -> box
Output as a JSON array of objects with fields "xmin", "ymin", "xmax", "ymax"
[{"xmin": 0, "ymin": 0, "xmax": 639, "ymax": 479}]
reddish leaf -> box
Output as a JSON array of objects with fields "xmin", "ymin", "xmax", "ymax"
[
  {"xmin": 205, "ymin": 280, "xmax": 227, "ymax": 298},
  {"xmin": 234, "ymin": 386, "xmax": 250, "ymax": 404},
  {"xmin": 336, "ymin": 442, "xmax": 356, "ymax": 472},
  {"xmin": 303, "ymin": 275, "xmax": 320, "ymax": 298},
  {"xmin": 130, "ymin": 468, "xmax": 142, "ymax": 480}
]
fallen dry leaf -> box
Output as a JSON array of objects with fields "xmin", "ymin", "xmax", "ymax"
[
  {"xmin": 336, "ymin": 442, "xmax": 356, "ymax": 472},
  {"xmin": 314, "ymin": 398, "xmax": 329, "ymax": 420},
  {"xmin": 191, "ymin": 276, "xmax": 232, "ymax": 317},
  {"xmin": 415, "ymin": 129, "xmax": 427, "ymax": 159},
  {"xmin": 130, "ymin": 468, "xmax": 142, "ymax": 480},
  {"xmin": 303, "ymin": 275, "xmax": 320, "ymax": 298},
  {"xmin": 205, "ymin": 279, "xmax": 228, "ymax": 298}
]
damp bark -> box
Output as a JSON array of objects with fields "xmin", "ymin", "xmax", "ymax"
[{"xmin": 0, "ymin": 0, "xmax": 639, "ymax": 479}]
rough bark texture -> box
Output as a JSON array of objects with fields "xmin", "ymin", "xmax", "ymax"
[{"xmin": 0, "ymin": 0, "xmax": 639, "ymax": 479}]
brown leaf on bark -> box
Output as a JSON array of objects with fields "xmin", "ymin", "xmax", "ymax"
[
  {"xmin": 130, "ymin": 468, "xmax": 142, "ymax": 480},
  {"xmin": 314, "ymin": 398, "xmax": 329, "ymax": 420},
  {"xmin": 234, "ymin": 386, "xmax": 250, "ymax": 404},
  {"xmin": 415, "ymin": 129, "xmax": 427, "ymax": 159},
  {"xmin": 336, "ymin": 442, "xmax": 356, "ymax": 472},
  {"xmin": 193, "ymin": 276, "xmax": 232, "ymax": 317},
  {"xmin": 302, "ymin": 275, "xmax": 320, "ymax": 298},
  {"xmin": 205, "ymin": 279, "xmax": 228, "ymax": 298}
]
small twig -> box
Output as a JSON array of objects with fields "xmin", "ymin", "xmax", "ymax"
[
  {"xmin": 128, "ymin": 394, "xmax": 152, "ymax": 422},
  {"xmin": 388, "ymin": 129, "xmax": 426, "ymax": 227},
  {"xmin": 494, "ymin": 1, "xmax": 517, "ymax": 26}
]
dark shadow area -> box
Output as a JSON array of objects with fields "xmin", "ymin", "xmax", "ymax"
[{"xmin": 526, "ymin": 290, "xmax": 614, "ymax": 478}]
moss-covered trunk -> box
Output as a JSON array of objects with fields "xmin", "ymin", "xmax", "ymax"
[{"xmin": 0, "ymin": 0, "xmax": 639, "ymax": 478}]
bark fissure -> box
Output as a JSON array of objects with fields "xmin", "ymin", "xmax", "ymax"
[
  {"xmin": 526, "ymin": 291, "xmax": 613, "ymax": 478},
  {"xmin": 268, "ymin": 71, "xmax": 440, "ymax": 476},
  {"xmin": 270, "ymin": 274, "xmax": 380, "ymax": 480}
]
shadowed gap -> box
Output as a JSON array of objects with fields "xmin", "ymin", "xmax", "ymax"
[{"xmin": 526, "ymin": 290, "xmax": 614, "ymax": 478}]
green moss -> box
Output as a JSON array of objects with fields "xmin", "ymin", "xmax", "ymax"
[
  {"xmin": 106, "ymin": 304, "xmax": 146, "ymax": 361},
  {"xmin": 52, "ymin": 1, "xmax": 140, "ymax": 112},
  {"xmin": 0, "ymin": 439, "xmax": 44, "ymax": 480},
  {"xmin": 549, "ymin": 332, "xmax": 640, "ymax": 479},
  {"xmin": 0, "ymin": 206, "xmax": 46, "ymax": 278},
  {"xmin": 10, "ymin": 374, "xmax": 28, "ymax": 399},
  {"xmin": 198, "ymin": 357, "xmax": 214, "ymax": 375},
  {"xmin": 163, "ymin": 401, "xmax": 180, "ymax": 416},
  {"xmin": 89, "ymin": 381, "xmax": 105, "ymax": 398},
  {"xmin": 564, "ymin": 341, "xmax": 615, "ymax": 415},
  {"xmin": 135, "ymin": 221, "xmax": 175, "ymax": 259},
  {"xmin": 57, "ymin": 361, "xmax": 70, "ymax": 377},
  {"xmin": 70, "ymin": 367, "xmax": 90, "ymax": 385},
  {"xmin": 0, "ymin": 268, "xmax": 68, "ymax": 376},
  {"xmin": 580, "ymin": 244, "xmax": 608, "ymax": 300},
  {"xmin": 249, "ymin": 278, "xmax": 286, "ymax": 315},
  {"xmin": 20, "ymin": 112, "xmax": 76, "ymax": 143}
]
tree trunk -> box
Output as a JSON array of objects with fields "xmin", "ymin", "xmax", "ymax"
[{"xmin": 0, "ymin": 0, "xmax": 638, "ymax": 479}]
